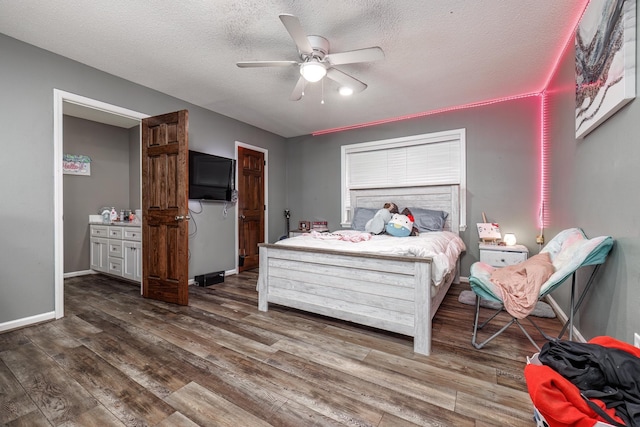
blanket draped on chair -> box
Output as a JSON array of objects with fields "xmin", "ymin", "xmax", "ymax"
[{"xmin": 490, "ymin": 252, "xmax": 554, "ymax": 319}]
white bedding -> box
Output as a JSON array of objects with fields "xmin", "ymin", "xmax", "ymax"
[{"xmin": 276, "ymin": 230, "xmax": 466, "ymax": 286}]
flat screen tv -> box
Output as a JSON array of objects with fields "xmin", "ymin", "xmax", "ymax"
[{"xmin": 188, "ymin": 150, "xmax": 235, "ymax": 201}]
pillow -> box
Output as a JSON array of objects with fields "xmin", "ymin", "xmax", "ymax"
[
  {"xmin": 365, "ymin": 209, "xmax": 392, "ymax": 234},
  {"xmin": 408, "ymin": 207, "xmax": 448, "ymax": 232},
  {"xmin": 351, "ymin": 207, "xmax": 377, "ymax": 231}
]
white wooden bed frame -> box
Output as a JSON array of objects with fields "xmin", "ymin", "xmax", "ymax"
[{"xmin": 257, "ymin": 185, "xmax": 461, "ymax": 356}]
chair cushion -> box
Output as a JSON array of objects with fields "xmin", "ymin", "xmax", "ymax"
[
  {"xmin": 540, "ymin": 228, "xmax": 613, "ymax": 295},
  {"xmin": 469, "ymin": 262, "xmax": 502, "ymax": 303}
]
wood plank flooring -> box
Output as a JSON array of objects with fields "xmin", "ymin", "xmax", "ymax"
[{"xmin": 0, "ymin": 271, "xmax": 565, "ymax": 426}]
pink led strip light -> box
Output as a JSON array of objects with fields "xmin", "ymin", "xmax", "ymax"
[{"xmin": 311, "ymin": 1, "xmax": 590, "ymax": 233}]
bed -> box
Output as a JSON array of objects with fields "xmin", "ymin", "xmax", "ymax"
[{"xmin": 257, "ymin": 185, "xmax": 465, "ymax": 356}]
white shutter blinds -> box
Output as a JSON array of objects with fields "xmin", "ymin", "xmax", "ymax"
[
  {"xmin": 341, "ymin": 129, "xmax": 466, "ymax": 228},
  {"xmin": 347, "ymin": 150, "xmax": 389, "ymax": 188}
]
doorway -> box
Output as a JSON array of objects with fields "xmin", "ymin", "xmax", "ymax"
[
  {"xmin": 235, "ymin": 142, "xmax": 268, "ymax": 272},
  {"xmin": 53, "ymin": 89, "xmax": 148, "ymax": 318}
]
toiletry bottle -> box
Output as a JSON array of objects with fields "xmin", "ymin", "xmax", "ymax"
[{"xmin": 110, "ymin": 207, "xmax": 117, "ymax": 222}]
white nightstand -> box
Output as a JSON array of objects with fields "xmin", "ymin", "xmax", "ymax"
[
  {"xmin": 479, "ymin": 243, "xmax": 529, "ymax": 267},
  {"xmin": 288, "ymin": 229, "xmax": 309, "ymax": 238}
]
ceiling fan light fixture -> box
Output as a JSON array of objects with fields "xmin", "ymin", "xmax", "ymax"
[
  {"xmin": 300, "ymin": 61, "xmax": 327, "ymax": 82},
  {"xmin": 339, "ymin": 86, "xmax": 354, "ymax": 96}
]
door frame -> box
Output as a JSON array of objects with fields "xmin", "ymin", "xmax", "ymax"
[
  {"xmin": 234, "ymin": 141, "xmax": 268, "ymax": 273},
  {"xmin": 53, "ymin": 89, "xmax": 148, "ymax": 318}
]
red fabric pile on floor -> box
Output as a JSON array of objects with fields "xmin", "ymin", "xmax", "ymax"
[{"xmin": 525, "ymin": 336, "xmax": 640, "ymax": 427}]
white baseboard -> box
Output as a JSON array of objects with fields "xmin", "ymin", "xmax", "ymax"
[
  {"xmin": 544, "ymin": 295, "xmax": 586, "ymax": 343},
  {"xmin": 0, "ymin": 311, "xmax": 56, "ymax": 333},
  {"xmin": 64, "ymin": 270, "xmax": 97, "ymax": 278},
  {"xmin": 459, "ymin": 275, "xmax": 469, "ymax": 283}
]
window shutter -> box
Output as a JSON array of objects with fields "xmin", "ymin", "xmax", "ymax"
[{"xmin": 341, "ymin": 129, "xmax": 466, "ymax": 229}]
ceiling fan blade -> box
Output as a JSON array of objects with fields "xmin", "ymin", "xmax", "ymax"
[
  {"xmin": 279, "ymin": 14, "xmax": 313, "ymax": 55},
  {"xmin": 326, "ymin": 68, "xmax": 367, "ymax": 93},
  {"xmin": 236, "ymin": 61, "xmax": 298, "ymax": 68},
  {"xmin": 325, "ymin": 47, "xmax": 385, "ymax": 65},
  {"xmin": 289, "ymin": 76, "xmax": 306, "ymax": 101}
]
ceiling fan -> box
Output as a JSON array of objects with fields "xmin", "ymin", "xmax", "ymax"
[{"xmin": 236, "ymin": 14, "xmax": 385, "ymax": 101}]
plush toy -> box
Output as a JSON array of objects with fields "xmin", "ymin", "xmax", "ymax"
[
  {"xmin": 365, "ymin": 202, "xmax": 398, "ymax": 234},
  {"xmin": 401, "ymin": 207, "xmax": 420, "ymax": 236},
  {"xmin": 386, "ymin": 208, "xmax": 419, "ymax": 237},
  {"xmin": 385, "ymin": 213, "xmax": 413, "ymax": 237}
]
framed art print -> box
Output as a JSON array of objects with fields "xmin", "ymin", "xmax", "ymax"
[{"xmin": 575, "ymin": 0, "xmax": 636, "ymax": 138}]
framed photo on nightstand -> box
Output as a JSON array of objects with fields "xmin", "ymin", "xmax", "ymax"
[
  {"xmin": 477, "ymin": 222, "xmax": 501, "ymax": 242},
  {"xmin": 298, "ymin": 220, "xmax": 310, "ymax": 231}
]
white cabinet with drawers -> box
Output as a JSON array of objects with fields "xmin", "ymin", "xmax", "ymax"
[
  {"xmin": 90, "ymin": 225, "xmax": 109, "ymax": 273},
  {"xmin": 90, "ymin": 223, "xmax": 142, "ymax": 282},
  {"xmin": 479, "ymin": 243, "xmax": 529, "ymax": 268},
  {"xmin": 123, "ymin": 241, "xmax": 142, "ymax": 282}
]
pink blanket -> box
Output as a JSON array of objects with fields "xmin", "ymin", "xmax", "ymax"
[
  {"xmin": 307, "ymin": 230, "xmax": 373, "ymax": 242},
  {"xmin": 490, "ymin": 252, "xmax": 554, "ymax": 319}
]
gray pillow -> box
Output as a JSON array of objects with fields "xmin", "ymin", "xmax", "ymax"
[
  {"xmin": 409, "ymin": 207, "xmax": 448, "ymax": 232},
  {"xmin": 351, "ymin": 207, "xmax": 377, "ymax": 231}
]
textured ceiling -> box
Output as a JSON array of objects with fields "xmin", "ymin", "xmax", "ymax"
[{"xmin": 0, "ymin": 1, "xmax": 588, "ymax": 138}]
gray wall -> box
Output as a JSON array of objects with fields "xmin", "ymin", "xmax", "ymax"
[
  {"xmin": 287, "ymin": 97, "xmax": 541, "ymax": 276},
  {"xmin": 4, "ymin": 25, "xmax": 637, "ymax": 344},
  {"xmin": 0, "ymin": 33, "xmax": 286, "ymax": 324},
  {"xmin": 285, "ymin": 30, "xmax": 640, "ymax": 345},
  {"xmin": 63, "ymin": 116, "xmax": 132, "ymax": 273},
  {"xmin": 129, "ymin": 126, "xmax": 141, "ymax": 209},
  {"xmin": 545, "ymin": 37, "xmax": 640, "ymax": 343}
]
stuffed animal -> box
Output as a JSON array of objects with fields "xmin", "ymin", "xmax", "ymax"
[
  {"xmin": 385, "ymin": 213, "xmax": 413, "ymax": 237},
  {"xmin": 401, "ymin": 207, "xmax": 420, "ymax": 236},
  {"xmin": 365, "ymin": 202, "xmax": 398, "ymax": 234},
  {"xmin": 386, "ymin": 208, "xmax": 419, "ymax": 237}
]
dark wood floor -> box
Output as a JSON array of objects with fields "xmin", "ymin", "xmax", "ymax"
[{"xmin": 0, "ymin": 270, "xmax": 565, "ymax": 426}]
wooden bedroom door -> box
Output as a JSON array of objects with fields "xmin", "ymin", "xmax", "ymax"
[
  {"xmin": 141, "ymin": 110, "xmax": 190, "ymax": 305},
  {"xmin": 237, "ymin": 146, "xmax": 265, "ymax": 272}
]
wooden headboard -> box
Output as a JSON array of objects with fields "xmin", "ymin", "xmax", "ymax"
[{"xmin": 349, "ymin": 185, "xmax": 461, "ymax": 233}]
